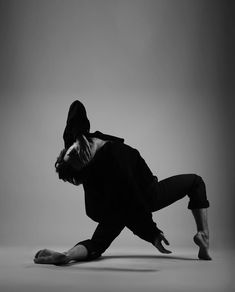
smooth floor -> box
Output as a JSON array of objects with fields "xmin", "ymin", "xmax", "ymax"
[{"xmin": 0, "ymin": 246, "xmax": 234, "ymax": 292}]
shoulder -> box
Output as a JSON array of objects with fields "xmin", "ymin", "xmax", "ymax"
[
  {"xmin": 106, "ymin": 141, "xmax": 139, "ymax": 156},
  {"xmin": 103, "ymin": 142, "xmax": 141, "ymax": 168},
  {"xmin": 87, "ymin": 141, "xmax": 140, "ymax": 170}
]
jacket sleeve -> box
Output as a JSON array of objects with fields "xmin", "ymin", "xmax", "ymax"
[
  {"xmin": 110, "ymin": 149, "xmax": 163, "ymax": 244},
  {"xmin": 74, "ymin": 219, "xmax": 125, "ymax": 260},
  {"xmin": 121, "ymin": 175, "xmax": 163, "ymax": 244}
]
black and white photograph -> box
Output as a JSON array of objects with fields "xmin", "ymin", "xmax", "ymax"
[{"xmin": 0, "ymin": 0, "xmax": 234, "ymax": 291}]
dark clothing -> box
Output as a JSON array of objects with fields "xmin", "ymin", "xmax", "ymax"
[
  {"xmin": 62, "ymin": 101, "xmax": 210, "ymax": 261},
  {"xmin": 63, "ymin": 100, "xmax": 124, "ymax": 149},
  {"xmin": 75, "ymin": 143, "xmax": 210, "ymax": 261},
  {"xmin": 63, "ymin": 100, "xmax": 90, "ymax": 149},
  {"xmin": 149, "ymin": 174, "xmax": 209, "ymax": 211},
  {"xmin": 82, "ymin": 141, "xmax": 163, "ymax": 241},
  {"xmin": 88, "ymin": 131, "xmax": 125, "ymax": 144}
]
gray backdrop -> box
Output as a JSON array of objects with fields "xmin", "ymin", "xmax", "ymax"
[{"xmin": 0, "ymin": 0, "xmax": 234, "ymax": 250}]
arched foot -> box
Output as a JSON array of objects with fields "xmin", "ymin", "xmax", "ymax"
[{"xmin": 193, "ymin": 231, "xmax": 212, "ymax": 260}]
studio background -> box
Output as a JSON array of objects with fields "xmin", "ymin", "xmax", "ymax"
[{"xmin": 0, "ymin": 0, "xmax": 234, "ymax": 250}]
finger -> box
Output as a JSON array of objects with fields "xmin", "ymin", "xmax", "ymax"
[
  {"xmin": 39, "ymin": 249, "xmax": 54, "ymax": 257},
  {"xmin": 82, "ymin": 135, "xmax": 90, "ymax": 149},
  {"xmin": 34, "ymin": 257, "xmax": 45, "ymax": 264},
  {"xmin": 81, "ymin": 135, "xmax": 92, "ymax": 158},
  {"xmin": 34, "ymin": 252, "xmax": 69, "ymax": 265},
  {"xmin": 162, "ymin": 248, "xmax": 172, "ymax": 254},
  {"xmin": 157, "ymin": 242, "xmax": 172, "ymax": 254},
  {"xmin": 35, "ymin": 249, "xmax": 49, "ymax": 258},
  {"xmin": 162, "ymin": 235, "xmax": 170, "ymax": 246},
  {"xmin": 83, "ymin": 141, "xmax": 92, "ymax": 159},
  {"xmin": 34, "ymin": 256, "xmax": 52, "ymax": 264},
  {"xmin": 33, "ymin": 257, "xmax": 48, "ymax": 264},
  {"xmin": 155, "ymin": 242, "xmax": 166, "ymax": 253},
  {"xmin": 78, "ymin": 153, "xmax": 87, "ymax": 166},
  {"xmin": 81, "ymin": 150, "xmax": 89, "ymax": 163},
  {"xmin": 84, "ymin": 148, "xmax": 91, "ymax": 161},
  {"xmin": 35, "ymin": 250, "xmax": 43, "ymax": 259},
  {"xmin": 160, "ymin": 244, "xmax": 172, "ymax": 254}
]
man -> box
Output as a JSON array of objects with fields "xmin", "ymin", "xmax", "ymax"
[{"xmin": 34, "ymin": 101, "xmax": 212, "ymax": 265}]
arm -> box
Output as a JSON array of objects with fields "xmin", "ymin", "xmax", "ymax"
[
  {"xmin": 120, "ymin": 172, "xmax": 163, "ymax": 244},
  {"xmin": 70, "ymin": 218, "xmax": 125, "ymax": 261},
  {"xmin": 34, "ymin": 219, "xmax": 124, "ymax": 264},
  {"xmin": 109, "ymin": 146, "xmax": 163, "ymax": 245},
  {"xmin": 116, "ymin": 169, "xmax": 172, "ymax": 253}
]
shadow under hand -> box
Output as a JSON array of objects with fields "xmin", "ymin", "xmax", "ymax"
[
  {"xmin": 66, "ymin": 266, "xmax": 159, "ymax": 272},
  {"xmin": 103, "ymin": 254, "xmax": 197, "ymax": 261}
]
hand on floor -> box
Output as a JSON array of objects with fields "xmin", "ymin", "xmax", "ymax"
[
  {"xmin": 34, "ymin": 249, "xmax": 70, "ymax": 265},
  {"xmin": 153, "ymin": 232, "xmax": 172, "ymax": 254}
]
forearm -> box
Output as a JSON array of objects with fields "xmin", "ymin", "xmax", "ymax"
[
  {"xmin": 127, "ymin": 201, "xmax": 163, "ymax": 244},
  {"xmin": 63, "ymin": 244, "xmax": 88, "ymax": 261},
  {"xmin": 66, "ymin": 220, "xmax": 125, "ymax": 261},
  {"xmin": 61, "ymin": 217, "xmax": 125, "ymax": 263}
]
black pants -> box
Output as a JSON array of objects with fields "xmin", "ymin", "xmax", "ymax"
[
  {"xmin": 148, "ymin": 173, "xmax": 210, "ymax": 212},
  {"xmin": 76, "ymin": 174, "xmax": 210, "ymax": 260}
]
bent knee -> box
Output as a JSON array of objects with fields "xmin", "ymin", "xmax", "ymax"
[
  {"xmin": 192, "ymin": 174, "xmax": 205, "ymax": 186},
  {"xmin": 187, "ymin": 174, "xmax": 209, "ymax": 209}
]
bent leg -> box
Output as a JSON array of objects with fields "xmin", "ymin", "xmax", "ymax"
[
  {"xmin": 149, "ymin": 174, "xmax": 211, "ymax": 260},
  {"xmin": 150, "ymin": 174, "xmax": 209, "ymax": 211}
]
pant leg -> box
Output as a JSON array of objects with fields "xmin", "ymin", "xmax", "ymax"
[{"xmin": 149, "ymin": 174, "xmax": 210, "ymax": 212}]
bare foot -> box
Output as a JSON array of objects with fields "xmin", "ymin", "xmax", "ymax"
[{"xmin": 193, "ymin": 231, "xmax": 212, "ymax": 260}]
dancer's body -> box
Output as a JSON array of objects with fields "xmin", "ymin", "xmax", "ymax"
[{"xmin": 34, "ymin": 101, "xmax": 212, "ymax": 265}]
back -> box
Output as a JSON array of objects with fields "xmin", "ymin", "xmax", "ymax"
[{"xmin": 82, "ymin": 141, "xmax": 157, "ymax": 222}]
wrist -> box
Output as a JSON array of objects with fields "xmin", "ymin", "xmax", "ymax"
[
  {"xmin": 62, "ymin": 251, "xmax": 72, "ymax": 261},
  {"xmin": 63, "ymin": 245, "xmax": 88, "ymax": 261}
]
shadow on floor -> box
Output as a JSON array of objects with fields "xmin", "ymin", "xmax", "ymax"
[
  {"xmin": 102, "ymin": 254, "xmax": 197, "ymax": 261},
  {"xmin": 27, "ymin": 253, "xmax": 198, "ymax": 273},
  {"xmin": 28, "ymin": 262, "xmax": 159, "ymax": 272},
  {"xmin": 63, "ymin": 266, "xmax": 159, "ymax": 272}
]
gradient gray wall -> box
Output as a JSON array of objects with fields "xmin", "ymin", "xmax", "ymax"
[{"xmin": 0, "ymin": 0, "xmax": 234, "ymax": 249}]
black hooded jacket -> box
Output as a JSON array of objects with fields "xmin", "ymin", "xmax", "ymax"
[
  {"xmin": 63, "ymin": 100, "xmax": 124, "ymax": 149},
  {"xmin": 62, "ymin": 101, "xmax": 162, "ymax": 260}
]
